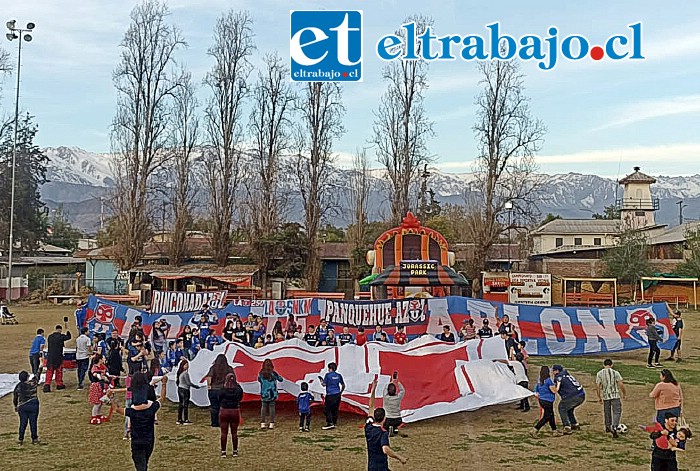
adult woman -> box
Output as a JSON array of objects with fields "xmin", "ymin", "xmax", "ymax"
[
  {"xmin": 285, "ymin": 314, "xmax": 297, "ymax": 340},
  {"xmin": 222, "ymin": 321, "xmax": 235, "ymax": 343},
  {"xmin": 219, "ymin": 372, "xmax": 244, "ymax": 458},
  {"xmin": 258, "ymin": 358, "xmax": 284, "ymax": 429},
  {"xmin": 179, "ymin": 325, "xmax": 194, "ymax": 360},
  {"xmin": 271, "ymin": 321, "xmax": 284, "ymax": 341},
  {"xmin": 176, "ymin": 358, "xmax": 201, "ymax": 425},
  {"xmin": 646, "ymin": 317, "xmax": 662, "ymax": 368},
  {"xmin": 205, "ymin": 354, "xmax": 234, "ymax": 427},
  {"xmin": 13, "ymin": 369, "xmax": 41, "ymax": 444},
  {"xmin": 151, "ymin": 320, "xmax": 169, "ymax": 355},
  {"xmin": 530, "ymin": 366, "xmax": 557, "ymax": 437},
  {"xmin": 232, "ymin": 320, "xmax": 246, "ymax": 343},
  {"xmin": 650, "ymin": 369, "xmax": 683, "ymax": 424}
]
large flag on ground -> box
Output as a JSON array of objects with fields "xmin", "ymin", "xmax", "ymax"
[
  {"xmin": 164, "ymin": 336, "xmax": 531, "ymax": 423},
  {"xmin": 81, "ymin": 295, "xmax": 676, "ymax": 356}
]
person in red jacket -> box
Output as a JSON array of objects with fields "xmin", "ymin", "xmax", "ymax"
[
  {"xmin": 356, "ymin": 326, "xmax": 367, "ymax": 346},
  {"xmin": 393, "ymin": 325, "xmax": 407, "ymax": 345}
]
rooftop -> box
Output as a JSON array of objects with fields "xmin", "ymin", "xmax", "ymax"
[
  {"xmin": 618, "ymin": 166, "xmax": 656, "ymax": 184},
  {"xmin": 533, "ymin": 219, "xmax": 621, "ymax": 235}
]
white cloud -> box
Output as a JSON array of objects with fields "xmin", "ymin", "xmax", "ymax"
[
  {"xmin": 593, "ymin": 95, "xmax": 700, "ymax": 130},
  {"xmin": 536, "ymin": 143, "xmax": 700, "ymax": 165}
]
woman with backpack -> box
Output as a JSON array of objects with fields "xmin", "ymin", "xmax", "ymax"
[
  {"xmin": 258, "ymin": 359, "xmax": 284, "ymax": 429},
  {"xmin": 13, "ymin": 368, "xmax": 42, "ymax": 444}
]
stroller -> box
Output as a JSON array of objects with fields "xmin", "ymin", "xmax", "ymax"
[{"xmin": 0, "ymin": 305, "xmax": 18, "ymax": 325}]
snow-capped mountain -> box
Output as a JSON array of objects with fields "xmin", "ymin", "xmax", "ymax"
[
  {"xmin": 39, "ymin": 146, "xmax": 700, "ymax": 232},
  {"xmin": 44, "ymin": 146, "xmax": 114, "ymax": 187}
]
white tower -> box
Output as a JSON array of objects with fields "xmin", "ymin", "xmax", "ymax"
[{"xmin": 617, "ymin": 166, "xmax": 658, "ymax": 229}]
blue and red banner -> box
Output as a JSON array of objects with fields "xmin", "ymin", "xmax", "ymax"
[{"xmin": 80, "ymin": 294, "xmax": 676, "ymax": 356}]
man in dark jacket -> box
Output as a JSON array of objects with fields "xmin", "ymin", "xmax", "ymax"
[
  {"xmin": 44, "ymin": 324, "xmax": 71, "ymax": 392},
  {"xmin": 650, "ymin": 412, "xmax": 679, "ymax": 470}
]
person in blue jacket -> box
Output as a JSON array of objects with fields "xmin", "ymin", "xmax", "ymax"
[
  {"xmin": 530, "ymin": 365, "xmax": 558, "ymax": 437},
  {"xmin": 205, "ymin": 333, "xmax": 220, "ymax": 351},
  {"xmin": 321, "ymin": 362, "xmax": 345, "ymax": 430},
  {"xmin": 552, "ymin": 364, "xmax": 586, "ymax": 434}
]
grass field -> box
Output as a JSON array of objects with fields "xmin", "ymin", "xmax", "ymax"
[{"xmin": 0, "ymin": 305, "xmax": 698, "ymax": 470}]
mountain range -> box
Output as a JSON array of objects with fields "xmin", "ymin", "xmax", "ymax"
[{"xmin": 40, "ymin": 146, "xmax": 700, "ymax": 234}]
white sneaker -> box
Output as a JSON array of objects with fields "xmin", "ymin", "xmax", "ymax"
[
  {"xmin": 269, "ymin": 423, "xmax": 275, "ymax": 429},
  {"xmin": 260, "ymin": 423, "xmax": 267, "ymax": 429},
  {"xmin": 322, "ymin": 424, "xmax": 335, "ymax": 430}
]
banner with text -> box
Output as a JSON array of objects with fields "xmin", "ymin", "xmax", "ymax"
[
  {"xmin": 150, "ymin": 290, "xmax": 228, "ymax": 314},
  {"xmin": 80, "ymin": 295, "xmax": 676, "ymax": 355}
]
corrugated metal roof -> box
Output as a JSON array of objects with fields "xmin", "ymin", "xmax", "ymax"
[
  {"xmin": 650, "ymin": 222, "xmax": 700, "ymax": 245},
  {"xmin": 534, "ymin": 219, "xmax": 621, "ymax": 234},
  {"xmin": 129, "ymin": 264, "xmax": 259, "ymax": 277}
]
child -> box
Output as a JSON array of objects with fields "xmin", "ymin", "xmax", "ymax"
[
  {"xmin": 304, "ymin": 325, "xmax": 319, "ymax": 347},
  {"xmin": 355, "ymin": 326, "xmax": 367, "ymax": 346},
  {"xmin": 165, "ymin": 339, "xmax": 182, "ymax": 370},
  {"xmin": 338, "ymin": 326, "xmax": 354, "ymax": 345},
  {"xmin": 159, "ymin": 350, "xmax": 170, "ymax": 374},
  {"xmin": 275, "ymin": 333, "xmax": 285, "ymax": 343},
  {"xmin": 176, "ymin": 358, "xmax": 201, "ymax": 425},
  {"xmin": 123, "ymin": 374, "xmax": 133, "ymax": 440},
  {"xmin": 393, "ymin": 325, "xmax": 407, "ymax": 345},
  {"xmin": 254, "ymin": 337, "xmax": 264, "ymax": 349},
  {"xmin": 297, "ymin": 381, "xmax": 313, "ymax": 432},
  {"xmin": 205, "ymin": 332, "xmax": 220, "ymax": 351},
  {"xmin": 674, "ymin": 428, "xmax": 691, "ymax": 451},
  {"xmin": 518, "ymin": 341, "xmax": 529, "ymax": 368},
  {"xmin": 189, "ymin": 334, "xmax": 201, "ymax": 359},
  {"xmin": 264, "ymin": 334, "xmax": 274, "ymax": 345},
  {"xmin": 88, "ymin": 354, "xmax": 111, "ymax": 425}
]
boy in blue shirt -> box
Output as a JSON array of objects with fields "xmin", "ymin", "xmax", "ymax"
[
  {"xmin": 29, "ymin": 328, "xmax": 46, "ymax": 376},
  {"xmin": 320, "ymin": 362, "xmax": 345, "ymax": 430},
  {"xmin": 189, "ymin": 335, "xmax": 201, "ymax": 358},
  {"xmin": 174, "ymin": 340, "xmax": 185, "ymax": 365},
  {"xmin": 297, "ymin": 381, "xmax": 314, "ymax": 432},
  {"xmin": 205, "ymin": 333, "xmax": 220, "ymax": 351},
  {"xmin": 316, "ymin": 319, "xmax": 332, "ymax": 344},
  {"xmin": 166, "ymin": 341, "xmax": 178, "ymax": 368}
]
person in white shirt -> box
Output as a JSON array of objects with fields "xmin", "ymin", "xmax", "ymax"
[
  {"xmin": 509, "ymin": 353, "xmax": 530, "ymax": 412},
  {"xmin": 75, "ymin": 327, "xmax": 93, "ymax": 390}
]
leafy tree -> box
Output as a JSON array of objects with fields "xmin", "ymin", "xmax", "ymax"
[
  {"xmin": 96, "ymin": 217, "xmax": 122, "ymax": 248},
  {"xmin": 0, "ymin": 114, "xmax": 48, "ymax": 252},
  {"xmin": 603, "ymin": 228, "xmax": 651, "ymax": 294},
  {"xmin": 46, "ymin": 207, "xmax": 83, "ymax": 250},
  {"xmin": 319, "ymin": 225, "xmax": 345, "ymax": 243},
  {"xmin": 263, "ymin": 223, "xmax": 308, "ymax": 281},
  {"xmin": 423, "ymin": 214, "xmax": 456, "ymax": 244},
  {"xmin": 675, "ymin": 226, "xmax": 700, "ymax": 278},
  {"xmin": 592, "ymin": 204, "xmax": 620, "ymax": 220}
]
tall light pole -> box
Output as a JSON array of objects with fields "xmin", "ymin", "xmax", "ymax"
[
  {"xmin": 504, "ymin": 201, "xmax": 513, "ymax": 271},
  {"xmin": 5, "ymin": 20, "xmax": 35, "ymax": 302}
]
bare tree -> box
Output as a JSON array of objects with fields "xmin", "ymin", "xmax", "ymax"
[
  {"xmin": 169, "ymin": 69, "xmax": 199, "ymax": 266},
  {"xmin": 372, "ymin": 15, "xmax": 434, "ymax": 225},
  {"xmin": 245, "ymin": 52, "xmax": 295, "ymax": 292},
  {"xmin": 295, "ymin": 82, "xmax": 345, "ymax": 290},
  {"xmin": 347, "ymin": 147, "xmax": 372, "ymax": 280},
  {"xmin": 110, "ymin": 0, "xmax": 185, "ymax": 269},
  {"xmin": 467, "ymin": 58, "xmax": 545, "ymax": 277},
  {"xmin": 203, "ymin": 10, "xmax": 254, "ymax": 266}
]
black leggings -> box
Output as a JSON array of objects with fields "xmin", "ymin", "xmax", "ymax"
[
  {"xmin": 324, "ymin": 394, "xmax": 341, "ymax": 426},
  {"xmin": 534, "ymin": 399, "xmax": 556, "ymax": 431},
  {"xmin": 178, "ymin": 388, "xmax": 190, "ymax": 422},
  {"xmin": 648, "ymin": 340, "xmax": 660, "ymax": 365}
]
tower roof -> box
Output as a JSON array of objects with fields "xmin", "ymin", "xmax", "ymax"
[{"xmin": 618, "ymin": 166, "xmax": 656, "ymax": 184}]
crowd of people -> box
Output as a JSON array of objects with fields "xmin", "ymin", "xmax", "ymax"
[{"xmin": 12, "ymin": 303, "xmax": 692, "ymax": 471}]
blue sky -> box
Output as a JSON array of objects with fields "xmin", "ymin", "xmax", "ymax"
[{"xmin": 3, "ymin": 0, "xmax": 700, "ymax": 177}]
